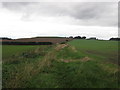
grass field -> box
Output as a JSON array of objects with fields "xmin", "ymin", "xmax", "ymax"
[{"xmin": 2, "ymin": 40, "xmax": 120, "ymax": 88}]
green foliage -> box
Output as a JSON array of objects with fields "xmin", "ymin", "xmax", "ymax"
[
  {"xmin": 68, "ymin": 40, "xmax": 119, "ymax": 64},
  {"xmin": 2, "ymin": 40, "xmax": 119, "ymax": 88},
  {"xmin": 57, "ymin": 46, "xmax": 84, "ymax": 59},
  {"xmin": 51, "ymin": 61, "xmax": 118, "ymax": 88}
]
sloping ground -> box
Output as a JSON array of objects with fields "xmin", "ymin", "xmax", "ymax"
[{"xmin": 2, "ymin": 40, "xmax": 120, "ymax": 88}]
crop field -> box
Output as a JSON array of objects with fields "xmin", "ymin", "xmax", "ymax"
[
  {"xmin": 2, "ymin": 40, "xmax": 120, "ymax": 88},
  {"xmin": 1, "ymin": 37, "xmax": 72, "ymax": 45}
]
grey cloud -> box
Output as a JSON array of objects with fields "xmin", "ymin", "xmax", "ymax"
[
  {"xmin": 1, "ymin": 2, "xmax": 118, "ymax": 27},
  {"xmin": 2, "ymin": 2, "xmax": 30, "ymax": 11}
]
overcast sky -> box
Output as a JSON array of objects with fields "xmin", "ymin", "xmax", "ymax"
[{"xmin": 0, "ymin": 2, "xmax": 118, "ymax": 40}]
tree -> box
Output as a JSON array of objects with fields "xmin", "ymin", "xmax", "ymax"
[
  {"xmin": 69, "ymin": 36, "xmax": 73, "ymax": 38},
  {"xmin": 74, "ymin": 36, "xmax": 81, "ymax": 39},
  {"xmin": 87, "ymin": 37, "xmax": 97, "ymax": 40},
  {"xmin": 0, "ymin": 37, "xmax": 12, "ymax": 40},
  {"xmin": 109, "ymin": 38, "xmax": 120, "ymax": 41},
  {"xmin": 81, "ymin": 36, "xmax": 86, "ymax": 39}
]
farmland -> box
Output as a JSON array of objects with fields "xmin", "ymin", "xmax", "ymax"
[
  {"xmin": 2, "ymin": 40, "xmax": 120, "ymax": 88},
  {"xmin": 1, "ymin": 37, "xmax": 72, "ymax": 45}
]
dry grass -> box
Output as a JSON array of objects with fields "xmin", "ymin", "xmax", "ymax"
[
  {"xmin": 55, "ymin": 44, "xmax": 68, "ymax": 51},
  {"xmin": 5, "ymin": 63, "xmax": 34, "ymax": 88},
  {"xmin": 59, "ymin": 56, "xmax": 91, "ymax": 63},
  {"xmin": 81, "ymin": 56, "xmax": 91, "ymax": 62},
  {"xmin": 69, "ymin": 46, "xmax": 77, "ymax": 52}
]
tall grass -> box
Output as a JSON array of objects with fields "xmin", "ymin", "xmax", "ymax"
[
  {"xmin": 2, "ymin": 40, "xmax": 120, "ymax": 88},
  {"xmin": 2, "ymin": 45, "xmax": 51, "ymax": 88}
]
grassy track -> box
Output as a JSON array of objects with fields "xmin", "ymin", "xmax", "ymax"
[{"xmin": 2, "ymin": 40, "xmax": 120, "ymax": 88}]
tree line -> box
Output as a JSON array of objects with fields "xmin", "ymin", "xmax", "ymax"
[
  {"xmin": 0, "ymin": 36, "xmax": 120, "ymax": 41},
  {"xmin": 69, "ymin": 36, "xmax": 120, "ymax": 41}
]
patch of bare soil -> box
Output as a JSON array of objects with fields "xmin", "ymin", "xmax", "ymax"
[
  {"xmin": 60, "ymin": 59, "xmax": 73, "ymax": 63},
  {"xmin": 80, "ymin": 56, "xmax": 91, "ymax": 62},
  {"xmin": 55, "ymin": 44, "xmax": 68, "ymax": 51},
  {"xmin": 60, "ymin": 56, "xmax": 91, "ymax": 63}
]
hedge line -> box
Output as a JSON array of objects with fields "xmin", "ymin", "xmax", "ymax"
[{"xmin": 1, "ymin": 42, "xmax": 53, "ymax": 45}]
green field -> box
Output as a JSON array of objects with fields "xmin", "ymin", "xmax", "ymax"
[{"xmin": 2, "ymin": 40, "xmax": 120, "ymax": 88}]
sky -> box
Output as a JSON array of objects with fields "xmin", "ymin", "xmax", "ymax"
[{"xmin": 0, "ymin": 2, "xmax": 118, "ymax": 40}]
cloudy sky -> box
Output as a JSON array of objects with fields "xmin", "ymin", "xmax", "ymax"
[{"xmin": 0, "ymin": 2, "xmax": 118, "ymax": 40}]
